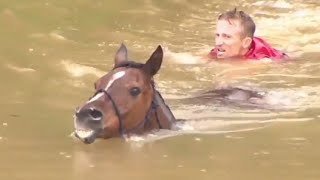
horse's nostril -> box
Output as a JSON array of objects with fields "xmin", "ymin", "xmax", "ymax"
[
  {"xmin": 75, "ymin": 107, "xmax": 80, "ymax": 113},
  {"xmin": 89, "ymin": 108, "xmax": 103, "ymax": 120}
]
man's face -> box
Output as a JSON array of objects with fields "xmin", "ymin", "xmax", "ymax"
[{"xmin": 215, "ymin": 19, "xmax": 245, "ymax": 59}]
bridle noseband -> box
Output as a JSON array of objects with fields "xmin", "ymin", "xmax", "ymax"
[{"xmin": 90, "ymin": 62, "xmax": 162, "ymax": 137}]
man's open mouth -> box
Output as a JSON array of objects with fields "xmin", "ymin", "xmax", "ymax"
[{"xmin": 217, "ymin": 48, "xmax": 226, "ymax": 56}]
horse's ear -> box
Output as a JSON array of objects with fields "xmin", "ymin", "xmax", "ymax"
[
  {"xmin": 143, "ymin": 45, "xmax": 163, "ymax": 76},
  {"xmin": 114, "ymin": 43, "xmax": 128, "ymax": 67}
]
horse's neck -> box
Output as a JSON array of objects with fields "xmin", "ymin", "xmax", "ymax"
[{"xmin": 149, "ymin": 90, "xmax": 176, "ymax": 129}]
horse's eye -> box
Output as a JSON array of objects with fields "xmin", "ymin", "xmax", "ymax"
[{"xmin": 130, "ymin": 87, "xmax": 141, "ymax": 96}]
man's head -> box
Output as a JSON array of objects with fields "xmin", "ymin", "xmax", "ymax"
[{"xmin": 215, "ymin": 8, "xmax": 256, "ymax": 59}]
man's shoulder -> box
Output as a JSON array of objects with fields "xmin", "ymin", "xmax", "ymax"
[{"xmin": 246, "ymin": 37, "xmax": 289, "ymax": 60}]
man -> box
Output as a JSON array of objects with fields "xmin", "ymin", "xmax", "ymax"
[{"xmin": 208, "ymin": 8, "xmax": 288, "ymax": 61}]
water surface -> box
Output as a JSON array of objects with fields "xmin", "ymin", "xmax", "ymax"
[{"xmin": 0, "ymin": 0, "xmax": 320, "ymax": 180}]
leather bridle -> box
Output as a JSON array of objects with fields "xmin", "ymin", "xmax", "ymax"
[{"xmin": 90, "ymin": 62, "xmax": 162, "ymax": 136}]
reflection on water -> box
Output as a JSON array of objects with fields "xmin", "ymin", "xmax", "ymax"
[{"xmin": 1, "ymin": 0, "xmax": 320, "ymax": 180}]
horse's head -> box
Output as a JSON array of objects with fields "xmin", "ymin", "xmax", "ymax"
[{"xmin": 73, "ymin": 44, "xmax": 166, "ymax": 144}]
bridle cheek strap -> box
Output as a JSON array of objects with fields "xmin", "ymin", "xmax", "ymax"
[
  {"xmin": 91, "ymin": 89, "xmax": 125, "ymax": 136},
  {"xmin": 103, "ymin": 91, "xmax": 125, "ymax": 136},
  {"xmin": 93, "ymin": 88, "xmax": 161, "ymax": 137}
]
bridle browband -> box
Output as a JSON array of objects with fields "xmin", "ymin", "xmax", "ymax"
[{"xmin": 90, "ymin": 61, "xmax": 162, "ymax": 136}]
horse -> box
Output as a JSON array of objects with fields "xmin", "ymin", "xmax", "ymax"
[
  {"xmin": 73, "ymin": 44, "xmax": 176, "ymax": 144},
  {"xmin": 73, "ymin": 44, "xmax": 272, "ymax": 144}
]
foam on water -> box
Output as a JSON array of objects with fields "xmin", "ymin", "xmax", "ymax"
[
  {"xmin": 6, "ymin": 64, "xmax": 36, "ymax": 73},
  {"xmin": 253, "ymin": 2, "xmax": 320, "ymax": 56},
  {"xmin": 60, "ymin": 60, "xmax": 104, "ymax": 77},
  {"xmin": 164, "ymin": 47, "xmax": 204, "ymax": 65}
]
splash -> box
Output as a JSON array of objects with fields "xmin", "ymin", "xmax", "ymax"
[
  {"xmin": 125, "ymin": 115, "xmax": 314, "ymax": 146},
  {"xmin": 253, "ymin": 2, "xmax": 320, "ymax": 57},
  {"xmin": 164, "ymin": 46, "xmax": 204, "ymax": 64}
]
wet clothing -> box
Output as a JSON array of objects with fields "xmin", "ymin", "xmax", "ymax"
[{"xmin": 208, "ymin": 37, "xmax": 288, "ymax": 60}]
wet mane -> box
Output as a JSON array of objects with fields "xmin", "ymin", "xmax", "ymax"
[{"xmin": 113, "ymin": 60, "xmax": 144, "ymax": 69}]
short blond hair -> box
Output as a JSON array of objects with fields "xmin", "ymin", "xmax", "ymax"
[{"xmin": 218, "ymin": 8, "xmax": 255, "ymax": 38}]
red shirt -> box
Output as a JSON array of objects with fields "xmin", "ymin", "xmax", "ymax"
[{"xmin": 209, "ymin": 37, "xmax": 288, "ymax": 60}]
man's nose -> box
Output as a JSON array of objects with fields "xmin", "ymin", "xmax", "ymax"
[{"xmin": 215, "ymin": 36, "xmax": 223, "ymax": 46}]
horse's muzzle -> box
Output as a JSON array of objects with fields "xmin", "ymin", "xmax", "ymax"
[
  {"xmin": 73, "ymin": 107, "xmax": 104, "ymax": 144},
  {"xmin": 75, "ymin": 107, "xmax": 103, "ymax": 121},
  {"xmin": 74, "ymin": 129, "xmax": 101, "ymax": 144}
]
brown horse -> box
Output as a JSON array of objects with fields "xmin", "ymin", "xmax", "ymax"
[
  {"xmin": 73, "ymin": 44, "xmax": 176, "ymax": 144},
  {"xmin": 73, "ymin": 44, "xmax": 273, "ymax": 144}
]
